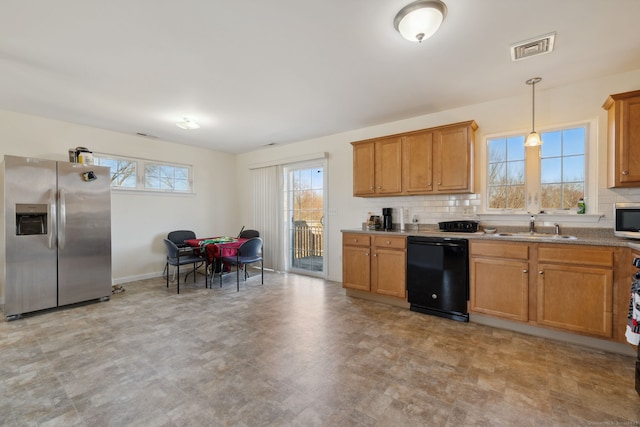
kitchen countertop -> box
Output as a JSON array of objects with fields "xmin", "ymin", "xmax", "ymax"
[{"xmin": 341, "ymin": 227, "xmax": 632, "ymax": 247}]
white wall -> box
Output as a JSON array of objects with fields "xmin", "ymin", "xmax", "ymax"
[
  {"xmin": 3, "ymin": 69, "xmax": 640, "ymax": 285},
  {"xmin": 0, "ymin": 110, "xmax": 237, "ymax": 283},
  {"xmin": 236, "ymin": 69, "xmax": 640, "ymax": 283}
]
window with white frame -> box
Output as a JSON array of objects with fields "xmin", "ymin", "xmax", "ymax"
[
  {"xmin": 487, "ymin": 125, "xmax": 586, "ymax": 212},
  {"xmin": 94, "ymin": 154, "xmax": 193, "ymax": 193},
  {"xmin": 539, "ymin": 127, "xmax": 585, "ymax": 209},
  {"xmin": 488, "ymin": 135, "xmax": 526, "ymax": 209},
  {"xmin": 94, "ymin": 156, "xmax": 137, "ymax": 188}
]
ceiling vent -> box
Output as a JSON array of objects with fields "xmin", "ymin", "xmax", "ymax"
[{"xmin": 510, "ymin": 32, "xmax": 556, "ymax": 61}]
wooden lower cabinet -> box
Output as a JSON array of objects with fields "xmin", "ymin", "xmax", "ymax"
[
  {"xmin": 470, "ymin": 240, "xmax": 617, "ymax": 340},
  {"xmin": 537, "ymin": 246, "xmax": 614, "ymax": 338},
  {"xmin": 372, "ymin": 236, "xmax": 406, "ymax": 298},
  {"xmin": 342, "ymin": 233, "xmax": 406, "ymax": 299},
  {"xmin": 342, "ymin": 233, "xmax": 371, "ymax": 291},
  {"xmin": 347, "ymin": 235, "xmax": 626, "ymax": 341},
  {"xmin": 470, "ymin": 241, "xmax": 529, "ymax": 321}
]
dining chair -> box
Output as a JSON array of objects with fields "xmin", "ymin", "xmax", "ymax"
[
  {"xmin": 238, "ymin": 229, "xmax": 260, "ymax": 239},
  {"xmin": 164, "ymin": 230, "xmax": 197, "ymax": 278},
  {"xmin": 236, "ymin": 230, "xmax": 260, "ymax": 278},
  {"xmin": 163, "ymin": 238, "xmax": 206, "ymax": 294},
  {"xmin": 221, "ymin": 237, "xmax": 263, "ymax": 291},
  {"xmin": 167, "ymin": 230, "xmax": 196, "ymax": 247}
]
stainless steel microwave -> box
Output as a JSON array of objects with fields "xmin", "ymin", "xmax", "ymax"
[{"xmin": 614, "ymin": 202, "xmax": 640, "ymax": 239}]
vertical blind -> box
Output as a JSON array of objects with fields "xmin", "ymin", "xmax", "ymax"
[{"xmin": 251, "ymin": 166, "xmax": 281, "ymax": 271}]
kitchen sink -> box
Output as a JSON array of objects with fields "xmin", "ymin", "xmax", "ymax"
[{"xmin": 494, "ymin": 232, "xmax": 577, "ymax": 240}]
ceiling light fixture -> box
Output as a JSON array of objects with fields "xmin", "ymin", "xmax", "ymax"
[
  {"xmin": 394, "ymin": 0, "xmax": 447, "ymax": 43},
  {"xmin": 176, "ymin": 118, "xmax": 200, "ymax": 130},
  {"xmin": 524, "ymin": 77, "xmax": 542, "ymax": 147}
]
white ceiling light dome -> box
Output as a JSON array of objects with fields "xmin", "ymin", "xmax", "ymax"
[
  {"xmin": 394, "ymin": 0, "xmax": 447, "ymax": 43},
  {"xmin": 176, "ymin": 118, "xmax": 200, "ymax": 130}
]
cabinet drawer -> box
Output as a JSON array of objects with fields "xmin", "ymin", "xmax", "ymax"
[
  {"xmin": 373, "ymin": 235, "xmax": 406, "ymax": 249},
  {"xmin": 470, "ymin": 241, "xmax": 528, "ymax": 260},
  {"xmin": 538, "ymin": 245, "xmax": 613, "ymax": 267},
  {"xmin": 343, "ymin": 233, "xmax": 370, "ymax": 247}
]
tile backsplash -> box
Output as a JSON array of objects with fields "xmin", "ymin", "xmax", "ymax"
[
  {"xmin": 360, "ymin": 187, "xmax": 640, "ymax": 230},
  {"xmin": 361, "ymin": 193, "xmax": 481, "ymax": 227}
]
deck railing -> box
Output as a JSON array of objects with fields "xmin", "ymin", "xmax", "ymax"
[{"xmin": 292, "ymin": 221, "xmax": 323, "ymax": 259}]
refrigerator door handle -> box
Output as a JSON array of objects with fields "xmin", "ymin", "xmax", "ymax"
[
  {"xmin": 59, "ymin": 188, "xmax": 66, "ymax": 250},
  {"xmin": 48, "ymin": 188, "xmax": 56, "ymax": 249}
]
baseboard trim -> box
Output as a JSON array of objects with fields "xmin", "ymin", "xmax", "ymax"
[{"xmin": 113, "ymin": 272, "xmax": 163, "ymax": 285}]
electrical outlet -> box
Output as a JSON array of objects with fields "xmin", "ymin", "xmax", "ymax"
[
  {"xmin": 463, "ymin": 207, "xmax": 474, "ymax": 215},
  {"xmin": 412, "ymin": 215, "xmax": 419, "ymax": 223}
]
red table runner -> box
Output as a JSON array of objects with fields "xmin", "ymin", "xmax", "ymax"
[{"xmin": 185, "ymin": 237, "xmax": 248, "ymax": 264}]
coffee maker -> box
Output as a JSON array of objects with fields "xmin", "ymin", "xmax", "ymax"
[{"xmin": 382, "ymin": 208, "xmax": 393, "ymax": 231}]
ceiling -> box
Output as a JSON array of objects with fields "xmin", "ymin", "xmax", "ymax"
[{"xmin": 1, "ymin": 1, "xmax": 640, "ymax": 154}]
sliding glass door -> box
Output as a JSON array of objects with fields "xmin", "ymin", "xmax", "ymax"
[{"xmin": 283, "ymin": 160, "xmax": 326, "ymax": 276}]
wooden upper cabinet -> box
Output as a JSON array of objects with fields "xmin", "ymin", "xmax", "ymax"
[
  {"xmin": 403, "ymin": 131, "xmax": 433, "ymax": 193},
  {"xmin": 352, "ymin": 120, "xmax": 477, "ymax": 197},
  {"xmin": 352, "ymin": 137, "xmax": 402, "ymax": 196},
  {"xmin": 434, "ymin": 123, "xmax": 476, "ymax": 193},
  {"xmin": 352, "ymin": 142, "xmax": 375, "ymax": 195},
  {"xmin": 603, "ymin": 89, "xmax": 640, "ymax": 187},
  {"xmin": 375, "ymin": 137, "xmax": 403, "ymax": 194}
]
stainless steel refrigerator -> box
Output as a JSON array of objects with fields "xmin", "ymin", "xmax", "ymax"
[{"xmin": 0, "ymin": 155, "xmax": 112, "ymax": 319}]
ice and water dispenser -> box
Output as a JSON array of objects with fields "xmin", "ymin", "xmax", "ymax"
[{"xmin": 15, "ymin": 204, "xmax": 47, "ymax": 235}]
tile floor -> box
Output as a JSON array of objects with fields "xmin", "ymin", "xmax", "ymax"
[{"xmin": 1, "ymin": 270, "xmax": 639, "ymax": 426}]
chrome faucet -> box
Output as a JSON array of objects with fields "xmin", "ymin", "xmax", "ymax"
[
  {"xmin": 529, "ymin": 215, "xmax": 535, "ymax": 233},
  {"xmin": 554, "ymin": 223, "xmax": 560, "ymax": 236}
]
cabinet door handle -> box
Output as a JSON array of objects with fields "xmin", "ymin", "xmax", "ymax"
[
  {"xmin": 522, "ymin": 269, "xmax": 528, "ymax": 273},
  {"xmin": 373, "ymin": 253, "xmax": 377, "ymax": 257},
  {"xmin": 538, "ymin": 270, "xmax": 544, "ymax": 275},
  {"xmin": 622, "ymin": 170, "xmax": 629, "ymax": 176},
  {"xmin": 365, "ymin": 252, "xmax": 369, "ymax": 256},
  {"xmin": 386, "ymin": 240, "xmax": 391, "ymax": 245}
]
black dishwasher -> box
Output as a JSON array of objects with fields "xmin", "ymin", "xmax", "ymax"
[{"xmin": 406, "ymin": 236, "xmax": 469, "ymax": 322}]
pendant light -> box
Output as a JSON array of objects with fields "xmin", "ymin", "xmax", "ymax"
[
  {"xmin": 524, "ymin": 77, "xmax": 542, "ymax": 147},
  {"xmin": 394, "ymin": 0, "xmax": 447, "ymax": 43}
]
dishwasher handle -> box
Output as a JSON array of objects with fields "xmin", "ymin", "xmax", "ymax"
[
  {"xmin": 407, "ymin": 236, "xmax": 468, "ymax": 247},
  {"xmin": 409, "ymin": 241, "xmax": 465, "ymax": 248}
]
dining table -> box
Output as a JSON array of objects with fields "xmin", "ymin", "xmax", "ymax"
[{"xmin": 185, "ymin": 236, "xmax": 248, "ymax": 275}]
